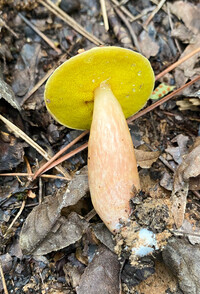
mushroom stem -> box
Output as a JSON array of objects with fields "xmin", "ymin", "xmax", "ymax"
[{"xmin": 88, "ymin": 83, "xmax": 140, "ymax": 233}]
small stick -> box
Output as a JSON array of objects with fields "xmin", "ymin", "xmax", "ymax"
[
  {"xmin": 41, "ymin": 142, "xmax": 88, "ymax": 174},
  {"xmin": 0, "ymin": 173, "xmax": 69, "ymax": 180},
  {"xmin": 100, "ymin": 0, "xmax": 109, "ymax": 31},
  {"xmin": 33, "ymin": 130, "xmax": 89, "ymax": 179},
  {"xmin": 114, "ymin": 6, "xmax": 141, "ymax": 52},
  {"xmin": 19, "ymin": 13, "xmax": 62, "ymax": 54},
  {"xmin": 144, "ymin": 0, "xmax": 167, "ymax": 27},
  {"xmin": 4, "ymin": 200, "xmax": 26, "ymax": 238},
  {"xmin": 0, "ymin": 114, "xmax": 70, "ymax": 180},
  {"xmin": 155, "ymin": 47, "xmax": 200, "ymax": 80},
  {"xmin": 0, "ymin": 261, "xmax": 9, "ymax": 294},
  {"xmin": 39, "ymin": 0, "xmax": 104, "ymax": 46}
]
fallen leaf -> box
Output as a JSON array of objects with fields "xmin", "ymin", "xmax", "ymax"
[
  {"xmin": 0, "ymin": 74, "xmax": 20, "ymax": 110},
  {"xmin": 76, "ymin": 245, "xmax": 120, "ymax": 294},
  {"xmin": 20, "ymin": 166, "xmax": 89, "ymax": 255},
  {"xmin": 165, "ymin": 134, "xmax": 189, "ymax": 164},
  {"xmin": 163, "ymin": 238, "xmax": 200, "ymax": 294},
  {"xmin": 171, "ymin": 138, "xmax": 200, "ymax": 228},
  {"xmin": 139, "ymin": 30, "xmax": 159, "ymax": 59},
  {"xmin": 0, "ymin": 131, "xmax": 26, "ymax": 171},
  {"xmin": 169, "ymin": 1, "xmax": 200, "ymax": 35},
  {"xmin": 93, "ymin": 223, "xmax": 115, "ymax": 252},
  {"xmin": 135, "ymin": 149, "xmax": 160, "ymax": 168}
]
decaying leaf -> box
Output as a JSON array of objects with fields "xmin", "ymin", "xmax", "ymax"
[
  {"xmin": 93, "ymin": 223, "xmax": 115, "ymax": 252},
  {"xmin": 171, "ymin": 138, "xmax": 200, "ymax": 228},
  {"xmin": 0, "ymin": 73, "xmax": 20, "ymax": 110},
  {"xmin": 20, "ymin": 166, "xmax": 89, "ymax": 255},
  {"xmin": 76, "ymin": 245, "xmax": 120, "ymax": 294},
  {"xmin": 0, "ymin": 131, "xmax": 26, "ymax": 171},
  {"xmin": 135, "ymin": 149, "xmax": 160, "ymax": 168},
  {"xmin": 163, "ymin": 238, "xmax": 200, "ymax": 294},
  {"xmin": 165, "ymin": 134, "xmax": 189, "ymax": 165},
  {"xmin": 138, "ymin": 30, "xmax": 159, "ymax": 59},
  {"xmin": 169, "ymin": 1, "xmax": 200, "ymax": 35}
]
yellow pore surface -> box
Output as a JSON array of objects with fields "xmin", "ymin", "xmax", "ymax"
[{"xmin": 45, "ymin": 47, "xmax": 155, "ymax": 130}]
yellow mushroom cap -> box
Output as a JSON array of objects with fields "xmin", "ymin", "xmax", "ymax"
[{"xmin": 44, "ymin": 46, "xmax": 155, "ymax": 130}]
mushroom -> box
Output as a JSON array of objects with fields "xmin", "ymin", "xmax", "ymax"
[{"xmin": 44, "ymin": 46, "xmax": 154, "ymax": 233}]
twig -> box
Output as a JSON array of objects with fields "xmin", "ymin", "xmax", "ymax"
[
  {"xmin": 100, "ymin": 0, "xmax": 109, "ymax": 31},
  {"xmin": 20, "ymin": 53, "xmax": 67, "ymax": 105},
  {"xmin": 33, "ymin": 130, "xmax": 89, "ymax": 179},
  {"xmin": 110, "ymin": 0, "xmax": 142, "ymax": 22},
  {"xmin": 4, "ymin": 200, "xmax": 26, "ymax": 237},
  {"xmin": 0, "ymin": 173, "xmax": 69, "ymax": 180},
  {"xmin": 41, "ymin": 142, "xmax": 88, "ymax": 174},
  {"xmin": 39, "ymin": 0, "xmax": 104, "ymax": 46},
  {"xmin": 114, "ymin": 6, "xmax": 141, "ymax": 52},
  {"xmin": 144, "ymin": 0, "xmax": 167, "ymax": 27},
  {"xmin": 155, "ymin": 47, "xmax": 200, "ymax": 80},
  {"xmin": 19, "ymin": 13, "xmax": 62, "ymax": 54},
  {"xmin": 85, "ymin": 209, "xmax": 96, "ymax": 221},
  {"xmin": 0, "ymin": 114, "xmax": 71, "ymax": 180},
  {"xmin": 0, "ymin": 261, "xmax": 9, "ymax": 294},
  {"xmin": 127, "ymin": 75, "xmax": 200, "ymax": 123},
  {"xmin": 0, "ymin": 16, "xmax": 19, "ymax": 38}
]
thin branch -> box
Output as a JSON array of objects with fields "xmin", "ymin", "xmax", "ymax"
[
  {"xmin": 19, "ymin": 13, "xmax": 62, "ymax": 54},
  {"xmin": 155, "ymin": 47, "xmax": 200, "ymax": 80},
  {"xmin": 0, "ymin": 261, "xmax": 8, "ymax": 294},
  {"xmin": 144, "ymin": 0, "xmax": 167, "ymax": 27},
  {"xmin": 0, "ymin": 114, "xmax": 71, "ymax": 180},
  {"xmin": 41, "ymin": 142, "xmax": 88, "ymax": 174},
  {"xmin": 39, "ymin": 0, "xmax": 104, "ymax": 46},
  {"xmin": 4, "ymin": 200, "xmax": 26, "ymax": 237}
]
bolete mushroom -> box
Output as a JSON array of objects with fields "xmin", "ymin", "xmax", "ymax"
[{"xmin": 44, "ymin": 46, "xmax": 154, "ymax": 233}]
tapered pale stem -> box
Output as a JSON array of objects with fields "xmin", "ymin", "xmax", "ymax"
[{"xmin": 88, "ymin": 83, "xmax": 140, "ymax": 233}]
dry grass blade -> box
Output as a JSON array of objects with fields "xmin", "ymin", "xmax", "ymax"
[
  {"xmin": 144, "ymin": 0, "xmax": 167, "ymax": 27},
  {"xmin": 100, "ymin": 0, "xmax": 109, "ymax": 31},
  {"xmin": 0, "ymin": 114, "xmax": 71, "ymax": 180},
  {"xmin": 0, "ymin": 261, "xmax": 8, "ymax": 294},
  {"xmin": 19, "ymin": 13, "xmax": 62, "ymax": 54},
  {"xmin": 39, "ymin": 0, "xmax": 104, "ymax": 46}
]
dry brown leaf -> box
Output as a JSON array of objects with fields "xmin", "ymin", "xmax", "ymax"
[
  {"xmin": 139, "ymin": 30, "xmax": 159, "ymax": 59},
  {"xmin": 169, "ymin": 1, "xmax": 200, "ymax": 35},
  {"xmin": 171, "ymin": 138, "xmax": 200, "ymax": 228},
  {"xmin": 165, "ymin": 134, "xmax": 189, "ymax": 164},
  {"xmin": 135, "ymin": 149, "xmax": 160, "ymax": 168},
  {"xmin": 20, "ymin": 166, "xmax": 89, "ymax": 255},
  {"xmin": 76, "ymin": 245, "xmax": 120, "ymax": 294},
  {"xmin": 0, "ymin": 132, "xmax": 26, "ymax": 171},
  {"xmin": 163, "ymin": 238, "xmax": 200, "ymax": 294}
]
